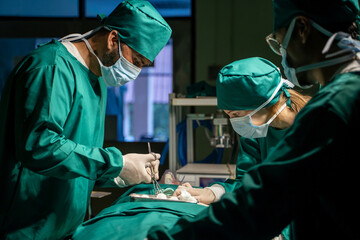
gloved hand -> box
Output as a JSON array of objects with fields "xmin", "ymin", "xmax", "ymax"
[
  {"xmin": 115, "ymin": 153, "xmax": 160, "ymax": 187},
  {"xmin": 173, "ymin": 182, "xmax": 216, "ymax": 205}
]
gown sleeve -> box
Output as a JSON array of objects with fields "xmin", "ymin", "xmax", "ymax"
[
  {"xmin": 15, "ymin": 63, "xmax": 123, "ymax": 181},
  {"xmin": 147, "ymin": 89, "xmax": 354, "ymax": 239},
  {"xmin": 209, "ymin": 137, "xmax": 261, "ymax": 193}
]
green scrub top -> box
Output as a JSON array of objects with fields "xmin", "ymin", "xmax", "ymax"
[
  {"xmin": 72, "ymin": 184, "xmax": 207, "ymax": 240},
  {"xmin": 209, "ymin": 127, "xmax": 290, "ymax": 240},
  {"xmin": 0, "ymin": 40, "xmax": 123, "ymax": 239},
  {"xmin": 211, "ymin": 127, "xmax": 287, "ymax": 193},
  {"xmin": 147, "ymin": 71, "xmax": 360, "ymax": 239}
]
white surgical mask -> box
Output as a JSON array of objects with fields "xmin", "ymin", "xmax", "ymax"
[
  {"xmin": 230, "ymin": 79, "xmax": 293, "ymax": 138},
  {"xmin": 82, "ymin": 38, "xmax": 141, "ymax": 87},
  {"xmin": 59, "ymin": 27, "xmax": 141, "ymax": 87},
  {"xmin": 280, "ymin": 18, "xmax": 360, "ymax": 88}
]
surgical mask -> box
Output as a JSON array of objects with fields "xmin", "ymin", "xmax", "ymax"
[
  {"xmin": 59, "ymin": 27, "xmax": 141, "ymax": 87},
  {"xmin": 280, "ymin": 18, "xmax": 360, "ymax": 88},
  {"xmin": 82, "ymin": 38, "xmax": 141, "ymax": 87},
  {"xmin": 230, "ymin": 79, "xmax": 293, "ymax": 138}
]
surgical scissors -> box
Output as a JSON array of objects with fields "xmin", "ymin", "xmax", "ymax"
[{"xmin": 147, "ymin": 142, "xmax": 163, "ymax": 195}]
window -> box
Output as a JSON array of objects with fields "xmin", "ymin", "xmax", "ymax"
[
  {"xmin": 106, "ymin": 39, "xmax": 173, "ymax": 142},
  {"xmin": 0, "ymin": 0, "xmax": 192, "ymax": 18},
  {"xmin": 85, "ymin": 0, "xmax": 191, "ymax": 18},
  {"xmin": 0, "ymin": 0, "xmax": 78, "ymax": 17}
]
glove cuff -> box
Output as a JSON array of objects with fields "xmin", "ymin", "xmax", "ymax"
[
  {"xmin": 205, "ymin": 184, "xmax": 225, "ymax": 202},
  {"xmin": 114, "ymin": 176, "xmax": 128, "ymax": 187}
]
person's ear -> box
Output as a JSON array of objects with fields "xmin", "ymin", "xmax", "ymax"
[
  {"xmin": 106, "ymin": 30, "xmax": 119, "ymax": 51},
  {"xmin": 295, "ymin": 16, "xmax": 311, "ymax": 44}
]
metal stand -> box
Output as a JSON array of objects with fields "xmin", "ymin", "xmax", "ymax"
[{"xmin": 168, "ymin": 93, "xmax": 217, "ymax": 172}]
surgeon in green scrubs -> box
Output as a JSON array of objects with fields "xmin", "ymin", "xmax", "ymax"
[
  {"xmin": 175, "ymin": 57, "xmax": 310, "ymax": 240},
  {"xmin": 175, "ymin": 57, "xmax": 309, "ymax": 205},
  {"xmin": 148, "ymin": 0, "xmax": 360, "ymax": 239},
  {"xmin": 0, "ymin": 0, "xmax": 171, "ymax": 239}
]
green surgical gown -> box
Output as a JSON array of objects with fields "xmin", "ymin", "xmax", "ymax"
[
  {"xmin": 211, "ymin": 127, "xmax": 287, "ymax": 193},
  {"xmin": 209, "ymin": 127, "xmax": 290, "ymax": 239},
  {"xmin": 0, "ymin": 40, "xmax": 123, "ymax": 239},
  {"xmin": 148, "ymin": 71, "xmax": 360, "ymax": 239}
]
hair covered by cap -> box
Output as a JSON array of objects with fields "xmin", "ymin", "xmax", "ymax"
[
  {"xmin": 100, "ymin": 0, "xmax": 172, "ymax": 62},
  {"xmin": 216, "ymin": 57, "xmax": 284, "ymax": 111},
  {"xmin": 273, "ymin": 0, "xmax": 360, "ymax": 31}
]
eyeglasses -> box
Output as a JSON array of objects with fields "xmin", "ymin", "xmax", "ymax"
[
  {"xmin": 265, "ymin": 33, "xmax": 282, "ymax": 56},
  {"xmin": 266, "ymin": 18, "xmax": 299, "ymax": 56}
]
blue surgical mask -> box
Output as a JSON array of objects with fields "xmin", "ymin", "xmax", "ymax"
[
  {"xmin": 59, "ymin": 27, "xmax": 141, "ymax": 87},
  {"xmin": 280, "ymin": 18, "xmax": 360, "ymax": 88},
  {"xmin": 230, "ymin": 79, "xmax": 293, "ymax": 138},
  {"xmin": 230, "ymin": 103, "xmax": 287, "ymax": 138},
  {"xmin": 83, "ymin": 38, "xmax": 141, "ymax": 87}
]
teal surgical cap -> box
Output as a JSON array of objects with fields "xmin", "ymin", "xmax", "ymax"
[
  {"xmin": 98, "ymin": 0, "xmax": 172, "ymax": 62},
  {"xmin": 273, "ymin": 0, "xmax": 360, "ymax": 31},
  {"xmin": 217, "ymin": 57, "xmax": 289, "ymax": 111}
]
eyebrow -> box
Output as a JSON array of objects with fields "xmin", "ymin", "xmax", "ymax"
[
  {"xmin": 142, "ymin": 57, "xmax": 152, "ymax": 66},
  {"xmin": 134, "ymin": 52, "xmax": 151, "ymax": 66}
]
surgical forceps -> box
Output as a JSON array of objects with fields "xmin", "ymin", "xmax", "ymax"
[{"xmin": 147, "ymin": 142, "xmax": 163, "ymax": 195}]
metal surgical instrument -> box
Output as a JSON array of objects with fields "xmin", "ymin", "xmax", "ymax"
[{"xmin": 147, "ymin": 142, "xmax": 163, "ymax": 195}]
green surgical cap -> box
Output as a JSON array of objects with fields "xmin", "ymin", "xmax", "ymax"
[
  {"xmin": 99, "ymin": 0, "xmax": 172, "ymax": 62},
  {"xmin": 217, "ymin": 57, "xmax": 285, "ymax": 111},
  {"xmin": 273, "ymin": 0, "xmax": 360, "ymax": 31}
]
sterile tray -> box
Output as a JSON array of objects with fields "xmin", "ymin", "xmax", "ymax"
[{"xmin": 129, "ymin": 193, "xmax": 197, "ymax": 204}]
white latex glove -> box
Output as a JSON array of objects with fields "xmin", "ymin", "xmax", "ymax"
[
  {"xmin": 173, "ymin": 182, "xmax": 216, "ymax": 204},
  {"xmin": 115, "ymin": 153, "xmax": 160, "ymax": 187}
]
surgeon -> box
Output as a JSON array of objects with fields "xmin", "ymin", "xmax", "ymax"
[
  {"xmin": 175, "ymin": 57, "xmax": 309, "ymax": 207},
  {"xmin": 147, "ymin": 0, "xmax": 360, "ymax": 239},
  {"xmin": 0, "ymin": 0, "xmax": 171, "ymax": 239},
  {"xmin": 175, "ymin": 57, "xmax": 310, "ymax": 240}
]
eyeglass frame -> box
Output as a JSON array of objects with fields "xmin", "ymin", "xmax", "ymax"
[
  {"xmin": 265, "ymin": 18, "xmax": 333, "ymax": 56},
  {"xmin": 265, "ymin": 18, "xmax": 298, "ymax": 56},
  {"xmin": 265, "ymin": 33, "xmax": 282, "ymax": 56}
]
